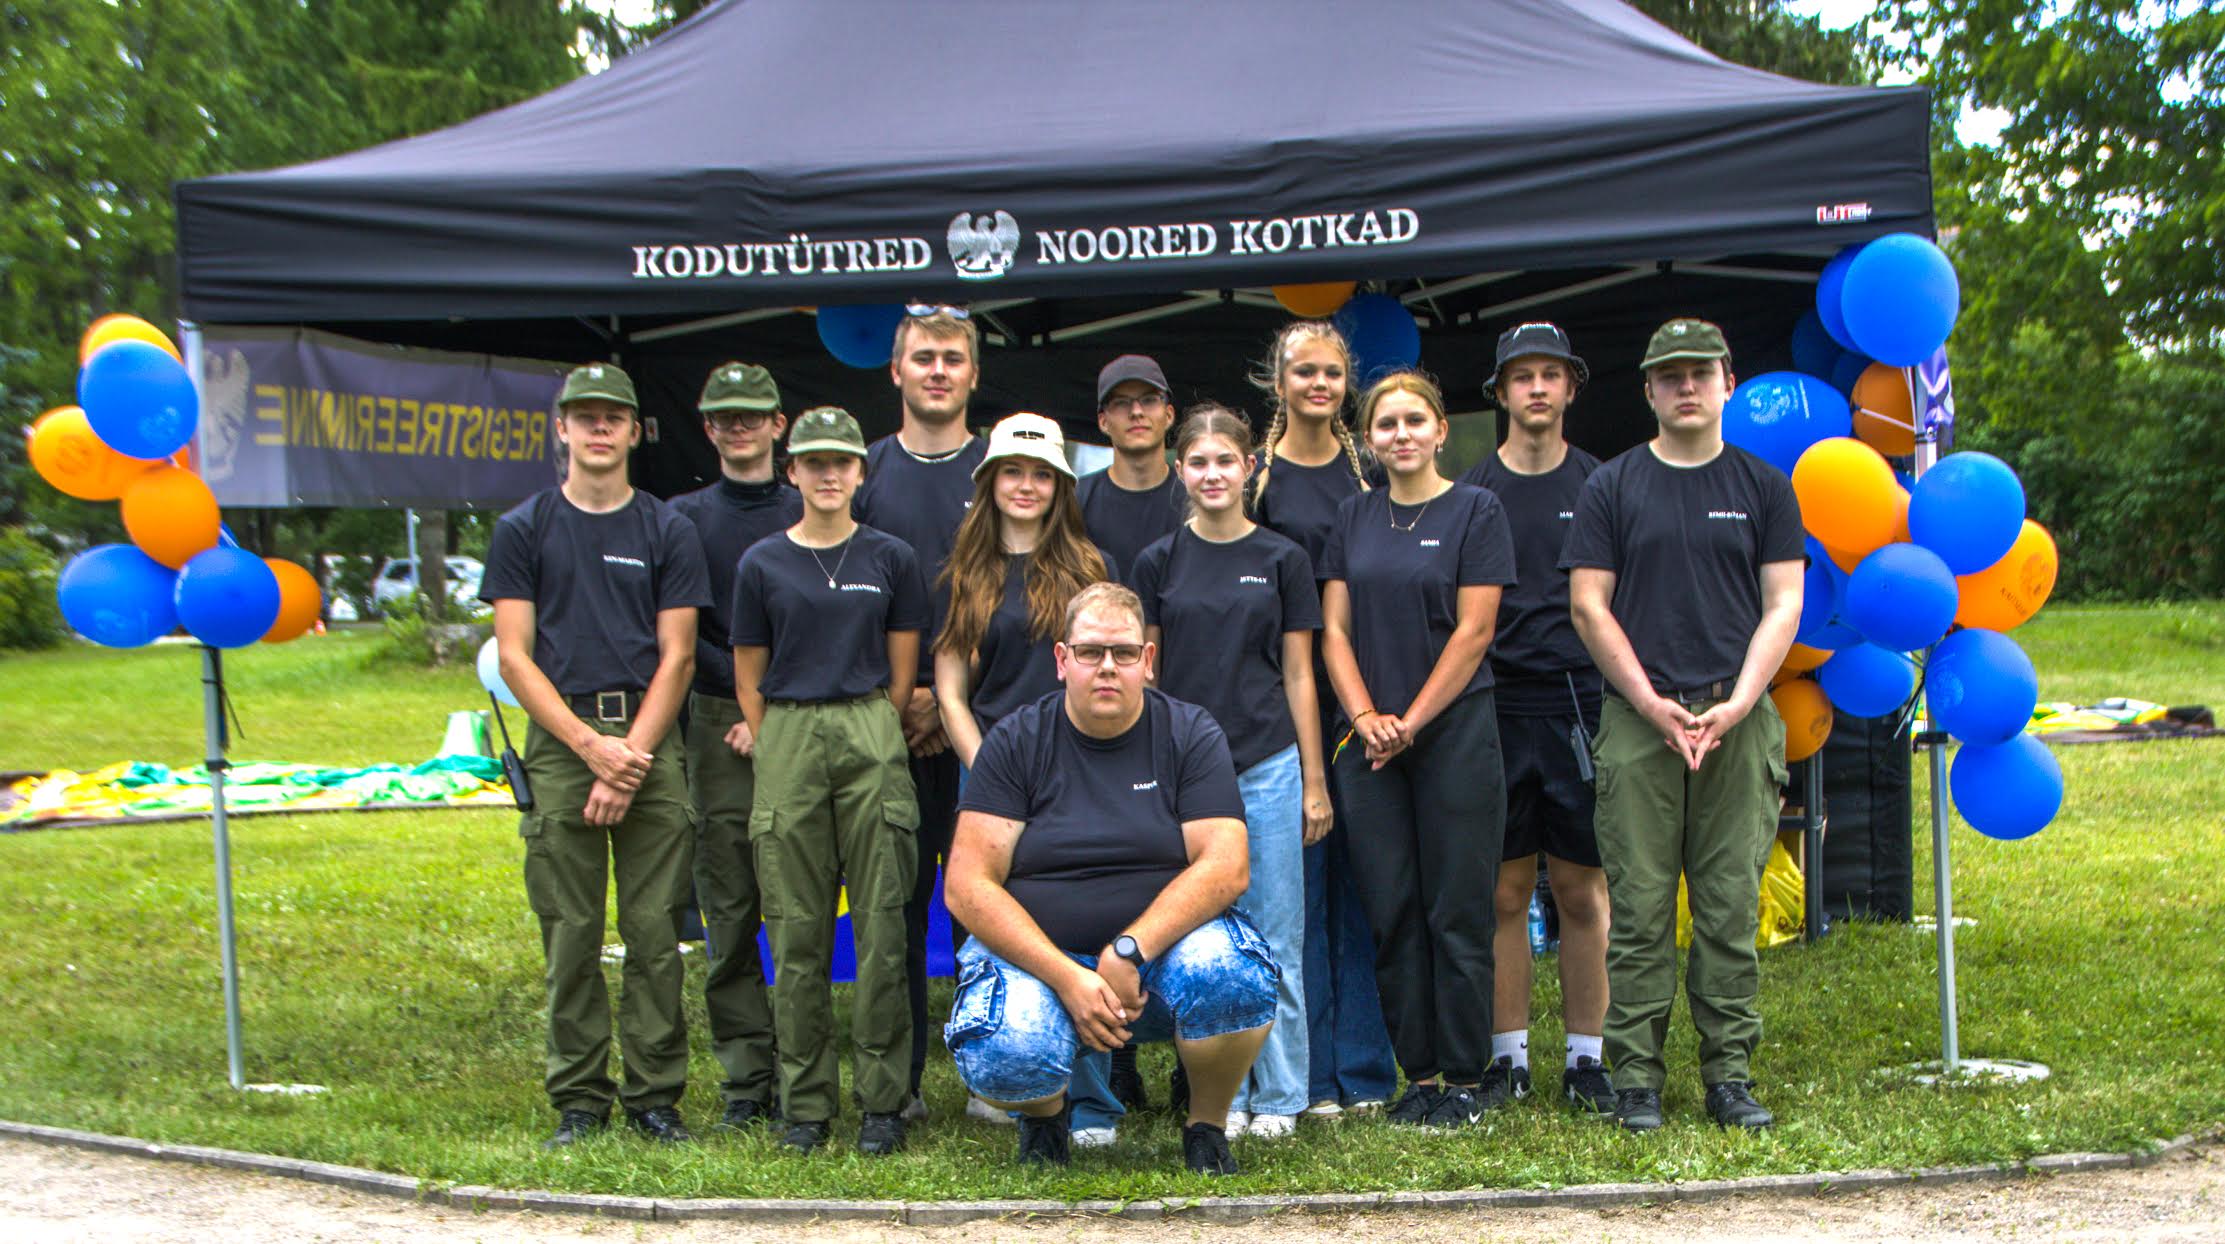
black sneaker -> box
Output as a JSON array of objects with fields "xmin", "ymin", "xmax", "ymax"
[
  {"xmin": 1480, "ymin": 1056, "xmax": 1532, "ymax": 1103},
  {"xmin": 780, "ymin": 1119, "xmax": 831, "ymax": 1153},
  {"xmin": 1386, "ymin": 1082, "xmax": 1442, "ymax": 1126},
  {"xmin": 1422, "ymin": 1085, "xmax": 1487, "ymax": 1128},
  {"xmin": 716, "ymin": 1099, "xmax": 777, "ymax": 1131},
  {"xmin": 1563, "ymin": 1058, "xmax": 1616, "ymax": 1115},
  {"xmin": 1705, "ymin": 1080, "xmax": 1775, "ymax": 1129},
  {"xmin": 1167, "ymin": 1059, "xmax": 1190, "ymax": 1117},
  {"xmin": 1110, "ymin": 1044, "xmax": 1149, "ymax": 1112},
  {"xmin": 1017, "ymin": 1099, "xmax": 1073, "ymax": 1167},
  {"xmin": 542, "ymin": 1108, "xmax": 607, "ymax": 1149},
  {"xmin": 1615, "ymin": 1087, "xmax": 1664, "ymax": 1133},
  {"xmin": 857, "ymin": 1111, "xmax": 906, "ymax": 1156},
  {"xmin": 1181, "ymin": 1121, "xmax": 1239, "ymax": 1176},
  {"xmin": 625, "ymin": 1105, "xmax": 693, "ymax": 1145}
]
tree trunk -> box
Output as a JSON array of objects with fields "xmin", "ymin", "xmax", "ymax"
[{"xmin": 419, "ymin": 509, "xmax": 449, "ymax": 619}]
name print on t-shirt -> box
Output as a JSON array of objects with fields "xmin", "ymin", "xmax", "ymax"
[
  {"xmin": 603, "ymin": 553, "xmax": 647, "ymax": 569},
  {"xmin": 1132, "ymin": 779, "xmax": 1160, "ymax": 792},
  {"xmin": 1706, "ymin": 510, "xmax": 1750, "ymax": 521},
  {"xmin": 1238, "ymin": 575, "xmax": 1270, "ymax": 586},
  {"xmin": 1419, "ymin": 538, "xmax": 1442, "ymax": 547},
  {"xmin": 839, "ymin": 582, "xmax": 885, "ymax": 594}
]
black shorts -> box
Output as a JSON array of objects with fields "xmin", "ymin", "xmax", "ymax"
[{"xmin": 1498, "ymin": 703, "xmax": 1600, "ymax": 868}]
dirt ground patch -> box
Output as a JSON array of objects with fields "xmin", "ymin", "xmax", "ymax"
[{"xmin": 5, "ymin": 1137, "xmax": 2222, "ymax": 1243}]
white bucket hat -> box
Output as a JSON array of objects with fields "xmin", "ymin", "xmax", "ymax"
[{"xmin": 973, "ymin": 411, "xmax": 1075, "ymax": 479}]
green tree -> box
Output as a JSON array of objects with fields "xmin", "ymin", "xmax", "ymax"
[{"xmin": 1631, "ymin": 0, "xmax": 1876, "ymax": 84}]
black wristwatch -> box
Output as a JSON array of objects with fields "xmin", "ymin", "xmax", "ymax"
[{"xmin": 1112, "ymin": 934, "xmax": 1147, "ymax": 972}]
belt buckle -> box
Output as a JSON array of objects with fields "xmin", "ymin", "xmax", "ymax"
[{"xmin": 594, "ymin": 691, "xmax": 627, "ymax": 724}]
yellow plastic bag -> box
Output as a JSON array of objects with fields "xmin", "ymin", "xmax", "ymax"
[{"xmin": 1675, "ymin": 839, "xmax": 1806, "ymax": 950}]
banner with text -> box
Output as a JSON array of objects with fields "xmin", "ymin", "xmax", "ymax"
[{"xmin": 196, "ymin": 327, "xmax": 567, "ymax": 509}]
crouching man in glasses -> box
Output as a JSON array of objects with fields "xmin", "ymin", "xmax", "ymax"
[{"xmin": 942, "ymin": 583, "xmax": 1275, "ymax": 1175}]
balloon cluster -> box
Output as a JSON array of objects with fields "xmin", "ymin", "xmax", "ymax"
[
  {"xmin": 1735, "ymin": 237, "xmax": 2064, "ymax": 841},
  {"xmin": 816, "ymin": 304, "xmax": 911, "ymax": 369},
  {"xmin": 31, "ymin": 316, "xmax": 321, "ymax": 649}
]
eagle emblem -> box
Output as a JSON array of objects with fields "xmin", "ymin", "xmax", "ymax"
[{"xmin": 947, "ymin": 210, "xmax": 1020, "ymax": 281}]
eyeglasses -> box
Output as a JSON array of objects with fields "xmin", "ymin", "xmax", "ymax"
[
  {"xmin": 706, "ymin": 410, "xmax": 775, "ymax": 431},
  {"xmin": 905, "ymin": 303, "xmax": 970, "ymax": 320},
  {"xmin": 1066, "ymin": 642, "xmax": 1146, "ymax": 668},
  {"xmin": 1102, "ymin": 393, "xmax": 1167, "ymax": 417}
]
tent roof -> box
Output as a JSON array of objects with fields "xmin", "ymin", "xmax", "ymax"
[{"xmin": 175, "ymin": 0, "xmax": 1930, "ymax": 326}]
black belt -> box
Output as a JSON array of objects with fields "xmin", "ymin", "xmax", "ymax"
[
  {"xmin": 1611, "ymin": 679, "xmax": 1733, "ymax": 708},
  {"xmin": 567, "ymin": 690, "xmax": 645, "ymax": 723}
]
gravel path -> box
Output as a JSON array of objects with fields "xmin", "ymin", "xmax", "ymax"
[{"xmin": 5, "ymin": 1136, "xmax": 2220, "ymax": 1243}]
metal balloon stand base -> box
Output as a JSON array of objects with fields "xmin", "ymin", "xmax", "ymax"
[
  {"xmin": 1903, "ymin": 1058, "xmax": 2052, "ymax": 1087},
  {"xmin": 201, "ymin": 645, "xmax": 246, "ymax": 1091}
]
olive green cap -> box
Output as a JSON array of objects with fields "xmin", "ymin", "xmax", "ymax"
[
  {"xmin": 786, "ymin": 406, "xmax": 867, "ymax": 458},
  {"xmin": 1640, "ymin": 318, "xmax": 1731, "ymax": 370},
  {"xmin": 557, "ymin": 362, "xmax": 638, "ymax": 410},
  {"xmin": 699, "ymin": 361, "xmax": 780, "ymax": 413}
]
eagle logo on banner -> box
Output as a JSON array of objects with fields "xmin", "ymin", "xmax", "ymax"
[
  {"xmin": 199, "ymin": 346, "xmax": 253, "ymax": 484},
  {"xmin": 947, "ymin": 210, "xmax": 1020, "ymax": 281}
]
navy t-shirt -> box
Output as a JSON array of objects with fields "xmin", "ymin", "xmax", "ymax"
[
  {"xmin": 670, "ymin": 476, "xmax": 804, "ymax": 698},
  {"xmin": 480, "ymin": 488, "xmax": 712, "ymax": 696},
  {"xmin": 853, "ymin": 432, "xmax": 989, "ymax": 683},
  {"xmin": 1249, "ymin": 453, "xmax": 1375, "ymax": 581},
  {"xmin": 1461, "ymin": 448, "xmax": 1603, "ymax": 715},
  {"xmin": 1131, "ymin": 527, "xmax": 1321, "ymax": 772},
  {"xmin": 966, "ymin": 549, "xmax": 1120, "ymax": 738},
  {"xmin": 730, "ymin": 526, "xmax": 931, "ymax": 702},
  {"xmin": 1077, "ymin": 468, "xmax": 1186, "ymax": 586},
  {"xmin": 961, "ymin": 689, "xmax": 1245, "ymax": 954},
  {"xmin": 1319, "ymin": 483, "xmax": 1518, "ymax": 717},
  {"xmin": 1559, "ymin": 444, "xmax": 1805, "ymax": 697}
]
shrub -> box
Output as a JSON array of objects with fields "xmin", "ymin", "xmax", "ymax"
[{"xmin": 0, "ymin": 526, "xmax": 64, "ymax": 650}]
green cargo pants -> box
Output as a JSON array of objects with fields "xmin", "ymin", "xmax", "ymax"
[
  {"xmin": 750, "ymin": 694, "xmax": 919, "ymax": 1122},
  {"xmin": 520, "ymin": 715, "xmax": 694, "ymax": 1116},
  {"xmin": 685, "ymin": 691, "xmax": 778, "ymax": 1107},
  {"xmin": 1594, "ymin": 694, "xmax": 1788, "ymax": 1092}
]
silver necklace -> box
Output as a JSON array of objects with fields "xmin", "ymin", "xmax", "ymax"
[
  {"xmin": 1388, "ymin": 495, "xmax": 1436, "ymax": 533},
  {"xmin": 807, "ymin": 537, "xmax": 853, "ymax": 589}
]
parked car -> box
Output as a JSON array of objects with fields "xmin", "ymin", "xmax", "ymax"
[{"xmin": 372, "ymin": 556, "xmax": 489, "ymax": 616}]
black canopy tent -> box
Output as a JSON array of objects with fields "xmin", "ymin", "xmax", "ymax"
[{"xmin": 175, "ymin": 0, "xmax": 1931, "ymax": 496}]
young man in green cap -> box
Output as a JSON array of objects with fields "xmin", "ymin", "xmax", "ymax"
[
  {"xmin": 1560, "ymin": 319, "xmax": 1804, "ymax": 1133},
  {"xmin": 670, "ymin": 362, "xmax": 799, "ymax": 1131},
  {"xmin": 481, "ymin": 362, "xmax": 713, "ymax": 1148}
]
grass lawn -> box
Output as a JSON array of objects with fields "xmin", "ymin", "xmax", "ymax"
[{"xmin": 0, "ymin": 604, "xmax": 2219, "ymax": 1200}]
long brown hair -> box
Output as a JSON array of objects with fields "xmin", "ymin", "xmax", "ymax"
[
  {"xmin": 937, "ymin": 462, "xmax": 1108, "ymax": 656},
  {"xmin": 1247, "ymin": 320, "xmax": 1371, "ymax": 506}
]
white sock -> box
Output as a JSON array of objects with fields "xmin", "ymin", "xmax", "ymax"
[
  {"xmin": 1567, "ymin": 1033, "xmax": 1604, "ymax": 1069},
  {"xmin": 1491, "ymin": 1030, "xmax": 1530, "ymax": 1070}
]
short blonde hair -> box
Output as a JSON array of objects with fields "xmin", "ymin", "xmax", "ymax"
[
  {"xmin": 1061, "ymin": 581, "xmax": 1145, "ymax": 641},
  {"xmin": 892, "ymin": 309, "xmax": 980, "ymax": 364},
  {"xmin": 1359, "ymin": 368, "xmax": 1448, "ymax": 428}
]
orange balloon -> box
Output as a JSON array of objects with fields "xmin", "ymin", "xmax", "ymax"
[
  {"xmin": 1792, "ymin": 437, "xmax": 1902, "ymax": 556},
  {"xmin": 1892, "ymin": 485, "xmax": 1913, "ymax": 543},
  {"xmin": 80, "ymin": 314, "xmax": 182, "ymax": 364},
  {"xmin": 1823, "ymin": 542, "xmax": 1864, "ymax": 573},
  {"xmin": 1852, "ymin": 363, "xmax": 1916, "ymax": 456},
  {"xmin": 262, "ymin": 559, "xmax": 322, "ymax": 643},
  {"xmin": 120, "ymin": 465, "xmax": 221, "ymax": 568},
  {"xmin": 1955, "ymin": 520, "xmax": 2058, "ymax": 631},
  {"xmin": 1775, "ymin": 642, "xmax": 1833, "ymax": 685},
  {"xmin": 1772, "ymin": 678, "xmax": 1834, "ymax": 763},
  {"xmin": 1273, "ymin": 282, "xmax": 1357, "ymax": 318},
  {"xmin": 28, "ymin": 405, "xmax": 159, "ymax": 500}
]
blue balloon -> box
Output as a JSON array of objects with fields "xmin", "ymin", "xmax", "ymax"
[
  {"xmin": 1332, "ymin": 293, "xmax": 1422, "ymax": 385},
  {"xmin": 1828, "ymin": 349, "xmax": 1873, "ymax": 400},
  {"xmin": 174, "ymin": 546, "xmax": 282, "ymax": 649},
  {"xmin": 1723, "ymin": 371, "xmax": 1852, "ymax": 476},
  {"xmin": 1843, "ymin": 543, "xmax": 1960, "ymax": 652},
  {"xmin": 1817, "ymin": 642, "xmax": 1917, "ymax": 718},
  {"xmin": 1816, "ymin": 242, "xmax": 1865, "ymax": 351},
  {"xmin": 815, "ymin": 303, "xmax": 909, "ymax": 369},
  {"xmin": 57, "ymin": 543, "xmax": 178, "ymax": 648},
  {"xmin": 77, "ymin": 339, "xmax": 199, "ymax": 460},
  {"xmin": 1789, "ymin": 310, "xmax": 1840, "ymax": 378},
  {"xmin": 1927, "ymin": 628, "xmax": 2039, "ymax": 745},
  {"xmin": 1842, "ymin": 233, "xmax": 1961, "ymax": 366},
  {"xmin": 1909, "ymin": 451, "xmax": 2026, "ymax": 574},
  {"xmin": 1950, "ymin": 733, "xmax": 2063, "ymax": 840},
  {"xmin": 1797, "ymin": 537, "xmax": 1862, "ymax": 649}
]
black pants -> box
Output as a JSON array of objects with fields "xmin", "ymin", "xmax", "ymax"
[
  {"xmin": 905, "ymin": 747, "xmax": 964, "ymax": 1095},
  {"xmin": 1336, "ymin": 689, "xmax": 1505, "ymax": 1084}
]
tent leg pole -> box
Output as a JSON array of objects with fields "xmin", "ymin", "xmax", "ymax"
[
  {"xmin": 203, "ymin": 645, "xmax": 245, "ymax": 1090},
  {"xmin": 1928, "ymin": 733, "xmax": 1958, "ymax": 1075},
  {"xmin": 1803, "ymin": 756, "xmax": 1827, "ymax": 942}
]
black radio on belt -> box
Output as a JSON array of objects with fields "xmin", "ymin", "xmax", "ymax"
[
  {"xmin": 1567, "ymin": 673, "xmax": 1595, "ymax": 783},
  {"xmin": 489, "ymin": 691, "xmax": 534, "ymax": 812}
]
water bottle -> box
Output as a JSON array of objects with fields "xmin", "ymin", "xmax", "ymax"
[{"xmin": 1528, "ymin": 890, "xmax": 1549, "ymax": 956}]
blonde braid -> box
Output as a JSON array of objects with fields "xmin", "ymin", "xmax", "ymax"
[
  {"xmin": 1333, "ymin": 416, "xmax": 1373, "ymax": 492},
  {"xmin": 1250, "ymin": 405, "xmax": 1289, "ymax": 508}
]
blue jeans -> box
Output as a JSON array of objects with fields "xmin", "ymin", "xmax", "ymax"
[
  {"xmin": 945, "ymin": 911, "xmax": 1279, "ymax": 1109},
  {"xmin": 1230, "ymin": 745, "xmax": 1308, "ymax": 1115},
  {"xmin": 1303, "ymin": 778, "xmax": 1399, "ymax": 1105}
]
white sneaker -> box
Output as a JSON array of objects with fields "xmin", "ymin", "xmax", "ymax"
[
  {"xmin": 1224, "ymin": 1109, "xmax": 1252, "ymax": 1135},
  {"xmin": 1303, "ymin": 1099, "xmax": 1344, "ymax": 1118},
  {"xmin": 1344, "ymin": 1097, "xmax": 1386, "ymax": 1115},
  {"xmin": 900, "ymin": 1093, "xmax": 929, "ymax": 1121},
  {"xmin": 1071, "ymin": 1125, "xmax": 1118, "ymax": 1148},
  {"xmin": 1246, "ymin": 1112, "xmax": 1297, "ymax": 1138},
  {"xmin": 965, "ymin": 1095, "xmax": 1016, "ymax": 1125}
]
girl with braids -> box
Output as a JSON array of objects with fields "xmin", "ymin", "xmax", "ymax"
[
  {"xmin": 1245, "ymin": 321, "xmax": 1398, "ymax": 1120},
  {"xmin": 1130, "ymin": 404, "xmax": 1327, "ymax": 1139},
  {"xmin": 1319, "ymin": 369, "xmax": 1517, "ymax": 1129},
  {"xmin": 934, "ymin": 412, "xmax": 1115, "ymax": 769}
]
